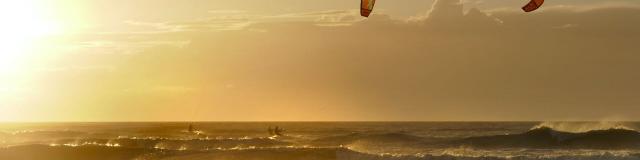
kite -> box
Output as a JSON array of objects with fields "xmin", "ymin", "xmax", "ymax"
[
  {"xmin": 522, "ymin": 0, "xmax": 545, "ymax": 12},
  {"xmin": 360, "ymin": 0, "xmax": 545, "ymax": 17},
  {"xmin": 360, "ymin": 0, "xmax": 376, "ymax": 17}
]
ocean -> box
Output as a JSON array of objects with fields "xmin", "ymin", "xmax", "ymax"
[{"xmin": 1, "ymin": 122, "xmax": 639, "ymax": 160}]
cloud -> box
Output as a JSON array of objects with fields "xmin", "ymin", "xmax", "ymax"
[
  {"xmin": 122, "ymin": 9, "xmax": 368, "ymax": 33},
  {"xmin": 126, "ymin": 16, "xmax": 253, "ymax": 32},
  {"xmin": 207, "ymin": 10, "xmax": 247, "ymax": 14},
  {"xmin": 123, "ymin": 86, "xmax": 197, "ymax": 94}
]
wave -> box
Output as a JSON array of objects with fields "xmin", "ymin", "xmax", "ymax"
[
  {"xmin": 311, "ymin": 132, "xmax": 432, "ymax": 146},
  {"xmin": 2, "ymin": 145, "xmax": 640, "ymax": 160},
  {"xmin": 532, "ymin": 121, "xmax": 637, "ymax": 133},
  {"xmin": 452, "ymin": 127, "xmax": 640, "ymax": 149},
  {"xmin": 46, "ymin": 137, "xmax": 291, "ymax": 150},
  {"xmin": 8, "ymin": 130, "xmax": 90, "ymax": 137},
  {"xmin": 0, "ymin": 144, "xmax": 154, "ymax": 160}
]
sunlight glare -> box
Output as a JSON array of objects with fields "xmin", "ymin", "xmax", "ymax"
[
  {"xmin": 0, "ymin": 1, "xmax": 62, "ymax": 74},
  {"xmin": 0, "ymin": 1, "xmax": 63, "ymax": 121}
]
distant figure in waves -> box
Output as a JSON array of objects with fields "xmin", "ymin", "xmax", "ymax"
[
  {"xmin": 268, "ymin": 126, "xmax": 274, "ymax": 135},
  {"xmin": 188, "ymin": 124, "xmax": 195, "ymax": 133},
  {"xmin": 268, "ymin": 126, "xmax": 285, "ymax": 136}
]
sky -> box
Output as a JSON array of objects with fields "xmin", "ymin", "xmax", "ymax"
[{"xmin": 0, "ymin": 0, "xmax": 639, "ymax": 121}]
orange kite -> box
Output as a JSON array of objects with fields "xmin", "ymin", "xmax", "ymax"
[
  {"xmin": 522, "ymin": 0, "xmax": 545, "ymax": 12},
  {"xmin": 360, "ymin": 0, "xmax": 376, "ymax": 17}
]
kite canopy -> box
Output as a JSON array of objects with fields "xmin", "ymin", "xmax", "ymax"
[
  {"xmin": 360, "ymin": 0, "xmax": 376, "ymax": 17},
  {"xmin": 522, "ymin": 0, "xmax": 545, "ymax": 12}
]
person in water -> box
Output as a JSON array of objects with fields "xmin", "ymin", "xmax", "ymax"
[
  {"xmin": 188, "ymin": 124, "xmax": 195, "ymax": 133},
  {"xmin": 268, "ymin": 127, "xmax": 274, "ymax": 135},
  {"xmin": 274, "ymin": 126, "xmax": 284, "ymax": 136},
  {"xmin": 268, "ymin": 126, "xmax": 285, "ymax": 136}
]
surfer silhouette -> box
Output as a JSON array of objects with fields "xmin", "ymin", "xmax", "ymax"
[
  {"xmin": 268, "ymin": 126, "xmax": 285, "ymax": 136},
  {"xmin": 275, "ymin": 126, "xmax": 284, "ymax": 136},
  {"xmin": 188, "ymin": 124, "xmax": 195, "ymax": 133},
  {"xmin": 268, "ymin": 127, "xmax": 274, "ymax": 135}
]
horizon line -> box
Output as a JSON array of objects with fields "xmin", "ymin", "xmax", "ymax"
[{"xmin": 1, "ymin": 120, "xmax": 638, "ymax": 123}]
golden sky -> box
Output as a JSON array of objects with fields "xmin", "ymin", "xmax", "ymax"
[{"xmin": 1, "ymin": 0, "xmax": 639, "ymax": 121}]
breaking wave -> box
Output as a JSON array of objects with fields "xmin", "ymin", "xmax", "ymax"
[
  {"xmin": 47, "ymin": 137, "xmax": 291, "ymax": 150},
  {"xmin": 309, "ymin": 127, "xmax": 640, "ymax": 150},
  {"xmin": 454, "ymin": 127, "xmax": 640, "ymax": 149},
  {"xmin": 531, "ymin": 121, "xmax": 638, "ymax": 133}
]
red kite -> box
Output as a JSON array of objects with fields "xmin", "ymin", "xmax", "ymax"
[
  {"xmin": 360, "ymin": 0, "xmax": 376, "ymax": 17},
  {"xmin": 522, "ymin": 0, "xmax": 545, "ymax": 12}
]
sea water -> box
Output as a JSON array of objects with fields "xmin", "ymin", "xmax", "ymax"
[{"xmin": 0, "ymin": 122, "xmax": 639, "ymax": 160}]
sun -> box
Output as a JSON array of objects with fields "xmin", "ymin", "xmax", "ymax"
[
  {"xmin": 0, "ymin": 1, "xmax": 62, "ymax": 74},
  {"xmin": 0, "ymin": 1, "xmax": 63, "ymax": 121}
]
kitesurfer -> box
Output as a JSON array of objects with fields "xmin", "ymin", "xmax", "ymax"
[
  {"xmin": 276, "ymin": 126, "xmax": 285, "ymax": 136},
  {"xmin": 188, "ymin": 124, "xmax": 195, "ymax": 133},
  {"xmin": 268, "ymin": 126, "xmax": 274, "ymax": 135},
  {"xmin": 269, "ymin": 126, "xmax": 285, "ymax": 136}
]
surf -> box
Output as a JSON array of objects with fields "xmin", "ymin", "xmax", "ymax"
[{"xmin": 452, "ymin": 123, "xmax": 640, "ymax": 149}]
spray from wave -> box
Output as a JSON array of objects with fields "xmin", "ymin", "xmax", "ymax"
[
  {"xmin": 448, "ymin": 122, "xmax": 640, "ymax": 150},
  {"xmin": 531, "ymin": 121, "xmax": 637, "ymax": 133}
]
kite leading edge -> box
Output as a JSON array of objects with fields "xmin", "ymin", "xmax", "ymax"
[{"xmin": 360, "ymin": 0, "xmax": 545, "ymax": 17}]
